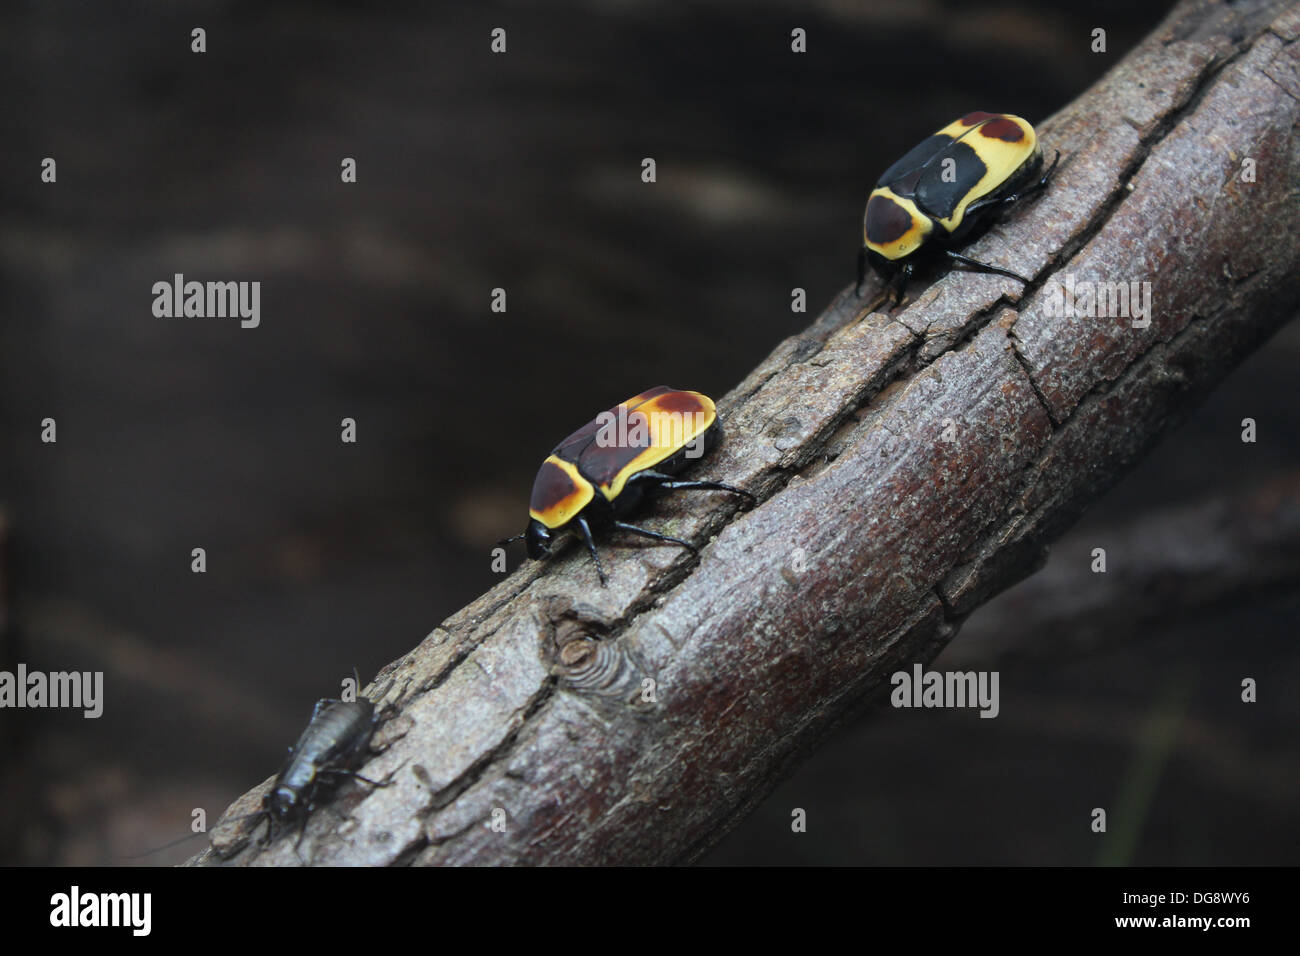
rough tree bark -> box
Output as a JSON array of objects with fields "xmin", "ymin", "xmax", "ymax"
[{"xmin": 190, "ymin": 0, "xmax": 1300, "ymax": 866}]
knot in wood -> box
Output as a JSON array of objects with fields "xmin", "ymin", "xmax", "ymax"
[
  {"xmin": 556, "ymin": 637, "xmax": 629, "ymax": 694},
  {"xmin": 559, "ymin": 637, "xmax": 597, "ymax": 669}
]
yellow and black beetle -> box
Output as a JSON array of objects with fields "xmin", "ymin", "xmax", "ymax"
[
  {"xmin": 499, "ymin": 386, "xmax": 753, "ymax": 584},
  {"xmin": 857, "ymin": 111, "xmax": 1059, "ymax": 303}
]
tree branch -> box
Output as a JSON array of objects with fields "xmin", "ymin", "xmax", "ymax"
[{"xmin": 190, "ymin": 0, "xmax": 1300, "ymax": 866}]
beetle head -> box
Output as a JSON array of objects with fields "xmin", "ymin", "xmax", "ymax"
[{"xmin": 525, "ymin": 519, "xmax": 554, "ymax": 560}]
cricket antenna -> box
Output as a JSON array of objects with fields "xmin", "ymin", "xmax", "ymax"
[{"xmin": 124, "ymin": 806, "xmax": 266, "ymax": 860}]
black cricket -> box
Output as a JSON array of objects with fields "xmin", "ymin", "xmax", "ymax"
[{"xmin": 225, "ymin": 679, "xmax": 395, "ymax": 854}]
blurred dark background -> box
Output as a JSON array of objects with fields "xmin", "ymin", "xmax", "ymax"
[{"xmin": 3, "ymin": 0, "xmax": 1296, "ymax": 865}]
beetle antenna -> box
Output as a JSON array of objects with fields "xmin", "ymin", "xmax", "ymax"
[{"xmin": 496, "ymin": 532, "xmax": 526, "ymax": 548}]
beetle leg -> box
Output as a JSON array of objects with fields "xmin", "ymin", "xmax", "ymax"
[
  {"xmin": 574, "ymin": 516, "xmax": 608, "ymax": 585},
  {"xmin": 630, "ymin": 471, "xmax": 755, "ymax": 506},
  {"xmin": 1028, "ymin": 149, "xmax": 1061, "ymax": 193},
  {"xmin": 964, "ymin": 150, "xmax": 1061, "ymax": 218},
  {"xmin": 887, "ymin": 263, "xmax": 911, "ymax": 308},
  {"xmin": 959, "ymin": 194, "xmax": 1010, "ymax": 218},
  {"xmin": 943, "ymin": 250, "xmax": 1032, "ymax": 285},
  {"xmin": 855, "ymin": 247, "xmax": 868, "ymax": 297},
  {"xmin": 610, "ymin": 520, "xmax": 698, "ymax": 554}
]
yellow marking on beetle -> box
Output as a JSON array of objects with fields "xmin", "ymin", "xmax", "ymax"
[
  {"xmin": 936, "ymin": 115, "xmax": 1038, "ymax": 233},
  {"xmin": 529, "ymin": 456, "xmax": 594, "ymax": 529},
  {"xmin": 595, "ymin": 392, "xmax": 717, "ymax": 501},
  {"xmin": 864, "ymin": 189, "xmax": 934, "ymax": 261}
]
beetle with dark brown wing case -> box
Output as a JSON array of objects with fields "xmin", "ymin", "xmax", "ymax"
[{"xmin": 499, "ymin": 386, "xmax": 754, "ymax": 585}]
